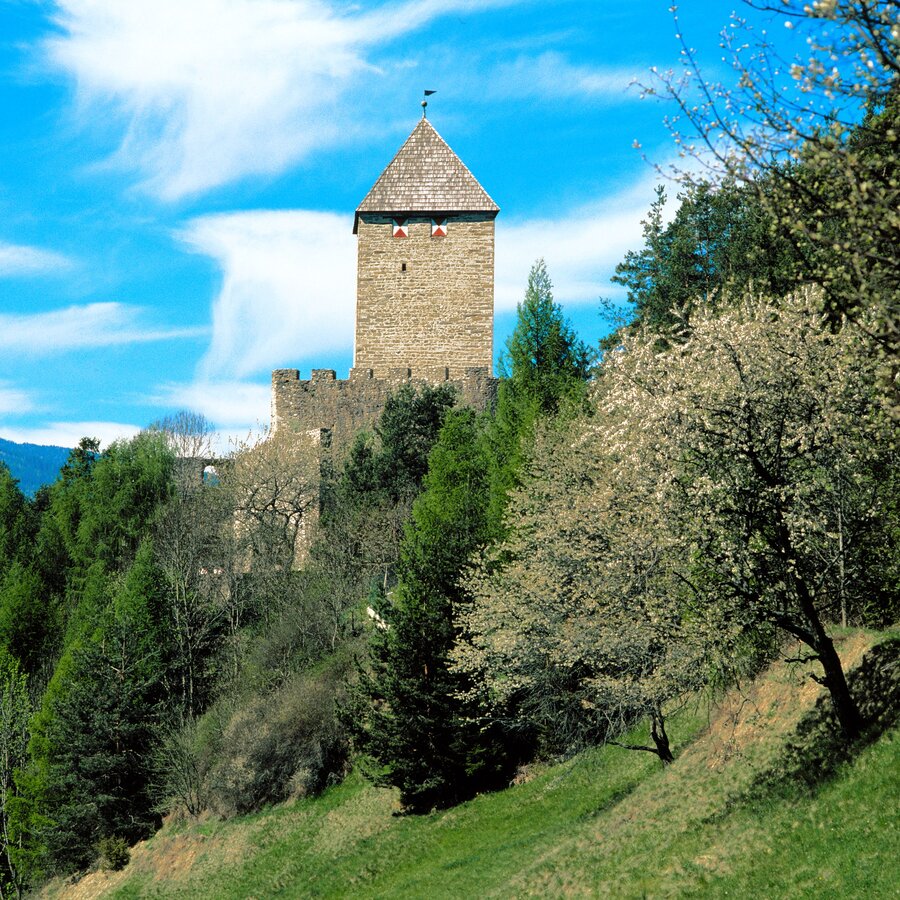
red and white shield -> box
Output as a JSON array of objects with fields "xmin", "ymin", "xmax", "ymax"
[
  {"xmin": 431, "ymin": 217, "xmax": 447, "ymax": 237},
  {"xmin": 392, "ymin": 218, "xmax": 408, "ymax": 238}
]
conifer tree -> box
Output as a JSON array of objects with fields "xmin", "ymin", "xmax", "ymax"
[
  {"xmin": 348, "ymin": 409, "xmax": 515, "ymax": 811},
  {"xmin": 27, "ymin": 542, "xmax": 169, "ymax": 874},
  {"xmin": 499, "ymin": 258, "xmax": 590, "ymax": 416},
  {"xmin": 489, "ymin": 259, "xmax": 590, "ymax": 531}
]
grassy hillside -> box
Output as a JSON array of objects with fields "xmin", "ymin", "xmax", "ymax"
[{"xmin": 46, "ymin": 631, "xmax": 899, "ymax": 899}]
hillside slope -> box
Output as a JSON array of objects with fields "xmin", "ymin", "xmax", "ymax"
[
  {"xmin": 0, "ymin": 437, "xmax": 70, "ymax": 496},
  {"xmin": 47, "ymin": 631, "xmax": 899, "ymax": 899}
]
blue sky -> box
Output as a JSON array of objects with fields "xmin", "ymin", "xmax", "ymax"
[{"xmin": 0, "ymin": 0, "xmax": 798, "ymax": 450}]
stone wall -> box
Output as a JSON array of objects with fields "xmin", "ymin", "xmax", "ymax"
[
  {"xmin": 355, "ymin": 213, "xmax": 495, "ymax": 377},
  {"xmin": 271, "ymin": 366, "xmax": 498, "ymax": 452}
]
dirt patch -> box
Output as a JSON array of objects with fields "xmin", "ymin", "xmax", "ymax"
[
  {"xmin": 701, "ymin": 631, "xmax": 872, "ymax": 773},
  {"xmin": 44, "ymin": 821, "xmax": 257, "ymax": 900}
]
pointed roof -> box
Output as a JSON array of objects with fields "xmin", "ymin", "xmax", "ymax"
[{"xmin": 354, "ymin": 118, "xmax": 498, "ymax": 232}]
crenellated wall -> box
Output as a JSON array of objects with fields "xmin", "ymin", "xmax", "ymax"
[{"xmin": 271, "ymin": 365, "xmax": 498, "ymax": 451}]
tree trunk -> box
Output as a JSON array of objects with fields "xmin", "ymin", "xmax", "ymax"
[
  {"xmin": 650, "ymin": 712, "xmax": 675, "ymax": 764},
  {"xmin": 815, "ymin": 630, "xmax": 863, "ymax": 742},
  {"xmin": 774, "ymin": 514, "xmax": 863, "ymax": 743}
]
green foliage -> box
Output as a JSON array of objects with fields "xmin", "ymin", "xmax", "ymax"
[
  {"xmin": 36, "ymin": 619, "xmax": 164, "ymax": 873},
  {"xmin": 489, "ymin": 259, "xmax": 591, "ymax": 531},
  {"xmin": 498, "ymin": 258, "xmax": 590, "ymax": 416},
  {"xmin": 350, "ymin": 409, "xmax": 517, "ymax": 811},
  {"xmin": 0, "ymin": 563, "xmax": 55, "ymax": 678},
  {"xmin": 23, "ymin": 537, "xmax": 173, "ymax": 876},
  {"xmin": 459, "ymin": 419, "xmax": 706, "ymax": 759},
  {"xmin": 330, "ymin": 383, "xmax": 457, "ymax": 508},
  {"xmin": 96, "ymin": 835, "xmax": 130, "ymax": 872},
  {"xmin": 153, "ymin": 652, "xmax": 354, "ymax": 821},
  {"xmin": 0, "ymin": 652, "xmax": 31, "ymax": 896},
  {"xmin": 462, "ymin": 290, "xmax": 899, "ymax": 759},
  {"xmin": 78, "ymin": 432, "xmax": 175, "ymax": 574},
  {"xmin": 606, "ymin": 181, "xmax": 798, "ymax": 344},
  {"xmin": 0, "ymin": 465, "xmax": 29, "ymax": 579},
  {"xmin": 56, "ymin": 641, "xmax": 900, "ymax": 899},
  {"xmin": 316, "ymin": 382, "xmax": 458, "ymax": 602},
  {"xmin": 208, "ymin": 662, "xmax": 350, "ymax": 816}
]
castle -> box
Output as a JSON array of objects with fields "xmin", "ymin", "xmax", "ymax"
[{"xmin": 271, "ymin": 112, "xmax": 500, "ymax": 450}]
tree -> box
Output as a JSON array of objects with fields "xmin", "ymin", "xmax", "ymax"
[
  {"xmin": 499, "ymin": 259, "xmax": 590, "ymax": 416},
  {"xmin": 317, "ymin": 382, "xmax": 458, "ymax": 595},
  {"xmin": 0, "ymin": 468, "xmax": 28, "ymax": 582},
  {"xmin": 349, "ymin": 409, "xmax": 515, "ymax": 811},
  {"xmin": 79, "ymin": 434, "xmax": 175, "ymax": 574},
  {"xmin": 598, "ymin": 289, "xmax": 895, "ymax": 741},
  {"xmin": 148, "ymin": 410, "xmax": 216, "ymax": 463},
  {"xmin": 0, "ymin": 654, "xmax": 30, "ymax": 898},
  {"xmin": 651, "ymin": 1, "xmax": 900, "ymax": 407},
  {"xmin": 356, "ymin": 382, "xmax": 458, "ymax": 505},
  {"xmin": 0, "ymin": 565, "xmax": 56, "ymax": 680},
  {"xmin": 456, "ymin": 420, "xmax": 707, "ymax": 763},
  {"xmin": 227, "ymin": 428, "xmax": 320, "ymax": 575},
  {"xmin": 489, "ymin": 259, "xmax": 591, "ymax": 531},
  {"xmin": 28, "ymin": 547, "xmax": 169, "ymax": 874},
  {"xmin": 606, "ymin": 180, "xmax": 799, "ymax": 344},
  {"xmin": 153, "ymin": 489, "xmax": 229, "ymax": 717},
  {"xmin": 461, "ymin": 290, "xmax": 897, "ymax": 755}
]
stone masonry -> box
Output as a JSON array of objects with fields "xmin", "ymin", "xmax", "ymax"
[
  {"xmin": 355, "ymin": 214, "xmax": 495, "ymax": 376},
  {"xmin": 272, "ymin": 115, "xmax": 499, "ymax": 449},
  {"xmin": 272, "ymin": 366, "xmax": 499, "ymax": 450}
]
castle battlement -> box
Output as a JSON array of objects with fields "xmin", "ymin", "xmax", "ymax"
[{"xmin": 272, "ymin": 366, "xmax": 498, "ymax": 451}]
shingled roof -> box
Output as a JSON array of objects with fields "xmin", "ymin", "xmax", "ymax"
[{"xmin": 354, "ymin": 118, "xmax": 498, "ymax": 232}]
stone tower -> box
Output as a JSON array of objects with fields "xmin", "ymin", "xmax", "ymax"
[
  {"xmin": 272, "ymin": 116, "xmax": 499, "ymax": 447},
  {"xmin": 353, "ymin": 116, "xmax": 499, "ymax": 378}
]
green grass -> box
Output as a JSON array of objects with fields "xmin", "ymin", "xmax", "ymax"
[
  {"xmin": 48, "ymin": 634, "xmax": 900, "ymax": 899},
  {"xmin": 100, "ymin": 707, "xmax": 706, "ymax": 899}
]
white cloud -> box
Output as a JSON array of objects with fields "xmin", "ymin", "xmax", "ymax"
[
  {"xmin": 0, "ymin": 383, "xmax": 35, "ymax": 417},
  {"xmin": 182, "ymin": 172, "xmax": 670, "ymax": 384},
  {"xmin": 181, "ymin": 210, "xmax": 355, "ymax": 380},
  {"xmin": 495, "ymin": 171, "xmax": 667, "ymax": 311},
  {"xmin": 0, "ymin": 303, "xmax": 207, "ymax": 354},
  {"xmin": 0, "ymin": 421, "xmax": 141, "ymax": 450},
  {"xmin": 44, "ymin": 0, "xmax": 517, "ymax": 200},
  {"xmin": 489, "ymin": 51, "xmax": 639, "ymax": 102},
  {"xmin": 151, "ymin": 379, "xmax": 272, "ymax": 430},
  {"xmin": 0, "ymin": 242, "xmax": 71, "ymax": 278}
]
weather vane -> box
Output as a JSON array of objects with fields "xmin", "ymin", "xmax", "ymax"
[{"xmin": 422, "ymin": 89, "xmax": 436, "ymax": 117}]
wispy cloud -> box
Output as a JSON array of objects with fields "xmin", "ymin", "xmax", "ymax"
[
  {"xmin": 0, "ymin": 303, "xmax": 207, "ymax": 354},
  {"xmin": 0, "ymin": 421, "xmax": 141, "ymax": 450},
  {"xmin": 0, "ymin": 382, "xmax": 36, "ymax": 417},
  {"xmin": 148, "ymin": 379, "xmax": 275, "ymax": 455},
  {"xmin": 489, "ymin": 51, "xmax": 639, "ymax": 102},
  {"xmin": 181, "ymin": 171, "xmax": 668, "ymax": 384},
  {"xmin": 0, "ymin": 241, "xmax": 71, "ymax": 278},
  {"xmin": 181, "ymin": 210, "xmax": 355, "ymax": 380},
  {"xmin": 43, "ymin": 0, "xmax": 518, "ymax": 200},
  {"xmin": 495, "ymin": 170, "xmax": 666, "ymax": 311}
]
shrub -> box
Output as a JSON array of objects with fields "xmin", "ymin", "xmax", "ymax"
[
  {"xmin": 207, "ymin": 662, "xmax": 350, "ymax": 817},
  {"xmin": 97, "ymin": 836, "xmax": 130, "ymax": 872}
]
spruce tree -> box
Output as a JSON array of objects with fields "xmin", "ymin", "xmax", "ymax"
[
  {"xmin": 489, "ymin": 259, "xmax": 590, "ymax": 532},
  {"xmin": 349, "ymin": 409, "xmax": 515, "ymax": 811}
]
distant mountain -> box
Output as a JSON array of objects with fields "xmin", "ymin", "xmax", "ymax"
[{"xmin": 0, "ymin": 437, "xmax": 71, "ymax": 497}]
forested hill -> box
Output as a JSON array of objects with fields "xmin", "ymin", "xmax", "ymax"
[{"xmin": 0, "ymin": 437, "xmax": 70, "ymax": 496}]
